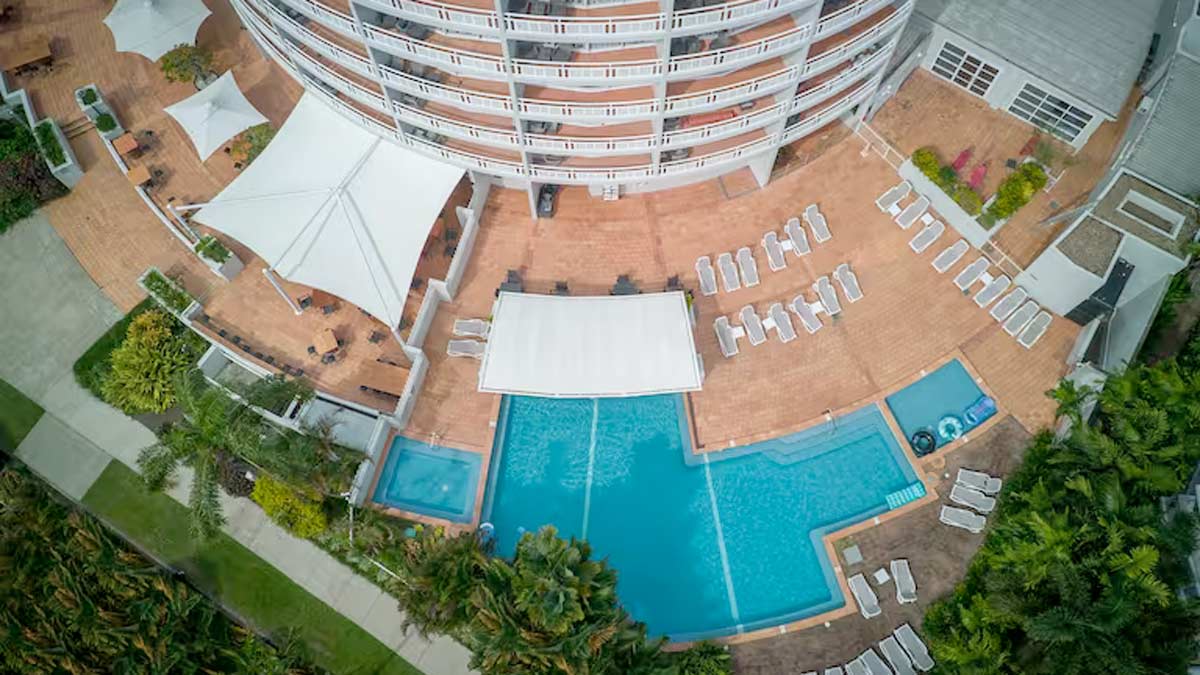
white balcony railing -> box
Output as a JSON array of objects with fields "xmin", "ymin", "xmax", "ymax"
[
  {"xmin": 277, "ymin": 0, "xmax": 360, "ymax": 37},
  {"xmin": 803, "ymin": 0, "xmax": 910, "ymax": 78},
  {"xmin": 814, "ymin": 0, "xmax": 893, "ymax": 38},
  {"xmin": 264, "ymin": 1, "xmax": 375, "ymax": 76},
  {"xmin": 289, "ymin": 46, "xmax": 390, "ymax": 112}
]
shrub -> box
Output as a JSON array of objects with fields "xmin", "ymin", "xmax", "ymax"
[
  {"xmin": 142, "ymin": 268, "xmax": 194, "ymax": 314},
  {"xmin": 251, "ymin": 475, "xmax": 327, "ymax": 538},
  {"xmin": 94, "ymin": 113, "xmax": 116, "ymax": 133},
  {"xmin": 676, "ymin": 642, "xmax": 732, "ymax": 675},
  {"xmin": 952, "ymin": 184, "xmax": 983, "ymax": 215},
  {"xmin": 159, "ymin": 44, "xmax": 214, "ymax": 84},
  {"xmin": 1020, "ymin": 160, "xmax": 1048, "ymax": 191},
  {"xmin": 936, "ymin": 165, "xmax": 959, "ymax": 190},
  {"xmin": 0, "ymin": 118, "xmax": 66, "ymax": 234},
  {"xmin": 80, "ymin": 87, "xmax": 98, "ymax": 105},
  {"xmin": 100, "ymin": 310, "xmax": 194, "ymax": 413},
  {"xmin": 985, "ymin": 162, "xmax": 1047, "ymax": 221},
  {"xmin": 34, "ymin": 121, "xmax": 66, "ymax": 166},
  {"xmin": 912, "ymin": 147, "xmax": 940, "ymax": 178},
  {"xmin": 216, "ymin": 450, "xmax": 256, "ymax": 497},
  {"xmin": 194, "ymin": 235, "xmax": 231, "ymax": 264},
  {"xmin": 231, "ymin": 123, "xmax": 276, "ymax": 167}
]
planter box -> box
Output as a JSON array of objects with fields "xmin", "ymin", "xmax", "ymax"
[
  {"xmin": 35, "ymin": 119, "xmax": 83, "ymax": 189},
  {"xmin": 74, "ymin": 84, "xmax": 125, "ymax": 141},
  {"xmin": 194, "ymin": 235, "xmax": 245, "ymax": 281},
  {"xmin": 899, "ymin": 159, "xmax": 994, "ymax": 248},
  {"xmin": 137, "ymin": 267, "xmax": 199, "ymax": 320}
]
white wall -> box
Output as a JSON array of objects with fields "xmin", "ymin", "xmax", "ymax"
[{"xmin": 1015, "ymin": 245, "xmax": 1105, "ymax": 315}]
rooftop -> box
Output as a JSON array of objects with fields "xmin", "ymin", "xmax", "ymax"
[{"xmin": 1125, "ymin": 53, "xmax": 1200, "ymax": 198}]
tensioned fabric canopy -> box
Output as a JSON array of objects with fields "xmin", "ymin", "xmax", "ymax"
[
  {"xmin": 479, "ymin": 291, "xmax": 704, "ymax": 398},
  {"xmin": 164, "ymin": 71, "xmax": 268, "ymax": 160},
  {"xmin": 103, "ymin": 0, "xmax": 211, "ymax": 62},
  {"xmin": 193, "ymin": 93, "xmax": 464, "ymax": 329}
]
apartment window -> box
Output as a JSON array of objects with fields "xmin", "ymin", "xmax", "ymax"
[
  {"xmin": 931, "ymin": 41, "xmax": 999, "ymax": 97},
  {"xmin": 1117, "ymin": 190, "xmax": 1186, "ymax": 236},
  {"xmin": 1007, "ymin": 83, "xmax": 1094, "ymax": 142}
]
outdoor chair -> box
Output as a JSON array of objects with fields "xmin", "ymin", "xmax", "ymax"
[
  {"xmin": 784, "ymin": 217, "xmax": 811, "ymax": 256},
  {"xmin": 454, "ymin": 318, "xmax": 490, "ymax": 338},
  {"xmin": 891, "ymin": 559, "xmax": 917, "ymax": 604},
  {"xmin": 895, "ymin": 195, "xmax": 929, "ymax": 230},
  {"xmin": 825, "ymin": 668, "xmax": 845, "ymax": 675},
  {"xmin": 736, "ymin": 247, "xmax": 759, "ymax": 287},
  {"xmin": 321, "ymin": 353, "xmax": 336, "ymax": 365},
  {"xmin": 814, "ymin": 276, "xmax": 842, "ymax": 316},
  {"xmin": 989, "ymin": 287, "xmax": 1028, "ymax": 321},
  {"xmin": 1002, "ymin": 301, "xmax": 1039, "ymax": 336},
  {"xmin": 717, "ymin": 252, "xmax": 740, "ymax": 292},
  {"xmin": 803, "ymin": 204, "xmax": 831, "ymax": 243},
  {"xmin": 767, "ymin": 302, "xmax": 796, "ymax": 343},
  {"xmin": 695, "ymin": 256, "xmax": 718, "ymax": 296},
  {"xmin": 909, "ymin": 221, "xmax": 944, "ymax": 254},
  {"xmin": 932, "ymin": 239, "xmax": 969, "ymax": 273},
  {"xmin": 447, "ymin": 339, "xmax": 486, "ymax": 359},
  {"xmin": 368, "ymin": 331, "xmax": 385, "ymax": 344},
  {"xmin": 1018, "ymin": 311, "xmax": 1053, "ymax": 349},
  {"xmin": 834, "ymin": 263, "xmax": 863, "ymax": 303},
  {"xmin": 956, "ymin": 469, "xmax": 1002, "ymax": 495},
  {"xmin": 847, "ymin": 574, "xmax": 880, "ymax": 618},
  {"xmin": 307, "ymin": 345, "xmax": 317, "ymax": 356},
  {"xmin": 714, "ymin": 316, "xmax": 739, "ymax": 358},
  {"xmin": 861, "ymin": 649, "xmax": 893, "ymax": 675},
  {"xmin": 895, "ymin": 624, "xmax": 935, "ymax": 671},
  {"xmin": 940, "ymin": 506, "xmax": 986, "ymax": 533},
  {"xmin": 761, "ymin": 231, "xmax": 787, "ymax": 271},
  {"xmin": 554, "ymin": 280, "xmax": 570, "ymax": 295},
  {"xmin": 953, "ymin": 257, "xmax": 989, "ymax": 292},
  {"xmin": 950, "ymin": 484, "xmax": 996, "ymax": 513},
  {"xmin": 880, "ymin": 637, "xmax": 917, "ymax": 675},
  {"xmin": 739, "ymin": 305, "xmax": 767, "ymax": 346},
  {"xmin": 845, "ymin": 660, "xmax": 869, "ymax": 675},
  {"xmin": 875, "ymin": 181, "xmax": 911, "ymax": 212},
  {"xmin": 789, "ymin": 294, "xmax": 823, "ymax": 334},
  {"xmin": 973, "ymin": 274, "xmax": 1011, "ymax": 307}
]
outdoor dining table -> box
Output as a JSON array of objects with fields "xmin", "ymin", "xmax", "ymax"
[
  {"xmin": 358, "ymin": 360, "xmax": 410, "ymax": 398},
  {"xmin": 313, "ymin": 328, "xmax": 339, "ymax": 355},
  {"xmin": 0, "ymin": 37, "xmax": 49, "ymax": 73},
  {"xmin": 112, "ymin": 132, "xmax": 140, "ymax": 156},
  {"xmin": 126, "ymin": 165, "xmax": 151, "ymax": 187}
]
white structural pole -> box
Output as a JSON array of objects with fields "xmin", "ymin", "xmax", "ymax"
[{"xmin": 262, "ymin": 267, "xmax": 303, "ymax": 315}]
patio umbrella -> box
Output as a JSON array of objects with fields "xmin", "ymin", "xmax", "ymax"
[
  {"xmin": 164, "ymin": 71, "xmax": 268, "ymax": 160},
  {"xmin": 103, "ymin": 0, "xmax": 211, "ymax": 62}
]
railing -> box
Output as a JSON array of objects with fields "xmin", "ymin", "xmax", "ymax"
[
  {"xmin": 802, "ymin": 0, "xmax": 910, "ymax": 78},
  {"xmin": 394, "ymin": 101, "xmax": 523, "ymax": 147},
  {"xmin": 277, "ymin": 0, "xmax": 360, "ymax": 36},
  {"xmin": 290, "ymin": 46, "xmax": 389, "ymax": 112},
  {"xmin": 660, "ymin": 101, "xmax": 785, "ymax": 148},
  {"xmin": 264, "ymin": 0, "xmax": 375, "ymax": 76},
  {"xmin": 379, "ymin": 64, "xmax": 517, "ymax": 114},
  {"xmin": 813, "ymin": 0, "xmax": 893, "ymax": 38}
]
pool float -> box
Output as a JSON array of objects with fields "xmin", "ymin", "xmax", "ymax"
[
  {"xmin": 937, "ymin": 415, "xmax": 965, "ymax": 443},
  {"xmin": 963, "ymin": 395, "xmax": 997, "ymax": 427},
  {"xmin": 910, "ymin": 429, "xmax": 937, "ymax": 456}
]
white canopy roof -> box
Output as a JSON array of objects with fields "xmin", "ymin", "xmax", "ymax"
[
  {"xmin": 165, "ymin": 71, "xmax": 268, "ymax": 160},
  {"xmin": 103, "ymin": 0, "xmax": 211, "ymax": 62},
  {"xmin": 193, "ymin": 93, "xmax": 464, "ymax": 328},
  {"xmin": 479, "ymin": 291, "xmax": 704, "ymax": 398}
]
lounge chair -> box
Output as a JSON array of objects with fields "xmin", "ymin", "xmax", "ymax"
[
  {"xmin": 860, "ymin": 649, "xmax": 892, "ymax": 675},
  {"xmin": 804, "ymin": 204, "xmax": 832, "ymax": 243},
  {"xmin": 876, "ymin": 181, "xmax": 911, "ymax": 212},
  {"xmin": 940, "ymin": 505, "xmax": 986, "ymax": 533},
  {"xmin": 847, "ymin": 573, "xmax": 881, "ymax": 618},
  {"xmin": 891, "ymin": 559, "xmax": 916, "ymax": 604},
  {"xmin": 880, "ymin": 636, "xmax": 917, "ymax": 675},
  {"xmin": 785, "ymin": 217, "xmax": 811, "ymax": 256},
  {"xmin": 790, "ymin": 295, "xmax": 823, "ymax": 333},
  {"xmin": 447, "ymin": 339, "xmax": 485, "ymax": 359},
  {"xmin": 1018, "ymin": 311, "xmax": 1052, "ymax": 349},
  {"xmin": 895, "ymin": 624, "xmax": 935, "ymax": 671},
  {"xmin": 714, "ymin": 316, "xmax": 739, "ymax": 358},
  {"xmin": 768, "ymin": 302, "xmax": 797, "ymax": 343},
  {"xmin": 717, "ymin": 252, "xmax": 740, "ymax": 292},
  {"xmin": 825, "ymin": 668, "xmax": 846, "ymax": 675},
  {"xmin": 953, "ymin": 257, "xmax": 989, "ymax": 291},
  {"xmin": 453, "ymin": 318, "xmax": 490, "ymax": 338},
  {"xmin": 834, "ymin": 263, "xmax": 863, "ymax": 302},
  {"xmin": 989, "ymin": 287, "xmax": 1028, "ymax": 321},
  {"xmin": 740, "ymin": 305, "xmax": 767, "ymax": 346},
  {"xmin": 909, "ymin": 220, "xmax": 944, "ymax": 254},
  {"xmin": 956, "ymin": 468, "xmax": 1002, "ymax": 495},
  {"xmin": 895, "ymin": 195, "xmax": 929, "ymax": 230},
  {"xmin": 950, "ymin": 484, "xmax": 996, "ymax": 513},
  {"xmin": 736, "ymin": 247, "xmax": 760, "ymax": 287},
  {"xmin": 932, "ymin": 239, "xmax": 968, "ymax": 273},
  {"xmin": 695, "ymin": 256, "xmax": 718, "ymax": 296},
  {"xmin": 973, "ymin": 274, "xmax": 1010, "ymax": 307},
  {"xmin": 1003, "ymin": 300, "xmax": 1039, "ymax": 336},
  {"xmin": 845, "ymin": 660, "xmax": 869, "ymax": 675},
  {"xmin": 761, "ymin": 231, "xmax": 787, "ymax": 271},
  {"xmin": 815, "ymin": 276, "xmax": 842, "ymax": 316}
]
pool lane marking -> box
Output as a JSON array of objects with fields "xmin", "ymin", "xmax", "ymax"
[
  {"xmin": 581, "ymin": 398, "xmax": 600, "ymax": 540},
  {"xmin": 702, "ymin": 453, "xmax": 741, "ymax": 629}
]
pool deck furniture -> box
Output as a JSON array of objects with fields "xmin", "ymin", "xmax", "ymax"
[
  {"xmin": 891, "ymin": 558, "xmax": 916, "ymax": 604},
  {"xmin": 714, "ymin": 316, "xmax": 739, "ymax": 357},
  {"xmin": 785, "ymin": 217, "xmax": 811, "ymax": 256},
  {"xmin": 940, "ymin": 505, "xmax": 986, "ymax": 533},
  {"xmin": 0, "ymin": 35, "xmax": 50, "ymax": 72},
  {"xmin": 932, "ymin": 239, "xmax": 969, "ymax": 273},
  {"xmin": 740, "ymin": 305, "xmax": 767, "ymax": 346},
  {"xmin": 825, "ymin": 668, "xmax": 845, "ymax": 675},
  {"xmin": 842, "ymin": 544, "xmax": 863, "ymax": 566},
  {"xmin": 1018, "ymin": 311, "xmax": 1053, "ymax": 349},
  {"xmin": 815, "ymin": 276, "xmax": 842, "ymax": 316},
  {"xmin": 880, "ymin": 636, "xmax": 917, "ymax": 675},
  {"xmin": 989, "ymin": 287, "xmax": 1028, "ymax": 321},
  {"xmin": 761, "ymin": 231, "xmax": 787, "ymax": 271},
  {"xmin": 112, "ymin": 132, "xmax": 140, "ymax": 156},
  {"xmin": 848, "ymin": 573, "xmax": 881, "ymax": 618},
  {"xmin": 909, "ymin": 220, "xmax": 944, "ymax": 253},
  {"xmin": 956, "ymin": 468, "xmax": 1002, "ymax": 494},
  {"xmin": 876, "ymin": 181, "xmax": 910, "ymax": 212},
  {"xmin": 453, "ymin": 318, "xmax": 490, "ymax": 338},
  {"xmin": 845, "ymin": 659, "xmax": 869, "ymax": 675},
  {"xmin": 861, "ymin": 649, "xmax": 892, "ymax": 675},
  {"xmin": 717, "ymin": 252, "xmax": 740, "ymax": 292},
  {"xmin": 790, "ymin": 294, "xmax": 824, "ymax": 333},
  {"xmin": 950, "ymin": 484, "xmax": 996, "ymax": 513},
  {"xmin": 126, "ymin": 164, "xmax": 152, "ymax": 187},
  {"xmin": 974, "ymin": 274, "xmax": 1010, "ymax": 307},
  {"xmin": 895, "ymin": 624, "xmax": 935, "ymax": 671},
  {"xmin": 357, "ymin": 360, "xmax": 409, "ymax": 397},
  {"xmin": 1003, "ymin": 301, "xmax": 1039, "ymax": 336},
  {"xmin": 872, "ymin": 567, "xmax": 890, "ymax": 584},
  {"xmin": 696, "ymin": 255, "xmax": 718, "ymax": 296},
  {"xmin": 447, "ymin": 339, "xmax": 485, "ymax": 359},
  {"xmin": 313, "ymin": 328, "xmax": 338, "ymax": 354},
  {"xmin": 834, "ymin": 263, "xmax": 863, "ymax": 302},
  {"xmin": 895, "ymin": 195, "xmax": 929, "ymax": 230},
  {"xmin": 736, "ymin": 246, "xmax": 760, "ymax": 287},
  {"xmin": 953, "ymin": 257, "xmax": 989, "ymax": 292},
  {"xmin": 767, "ymin": 302, "xmax": 797, "ymax": 343},
  {"xmin": 804, "ymin": 204, "xmax": 832, "ymax": 243}
]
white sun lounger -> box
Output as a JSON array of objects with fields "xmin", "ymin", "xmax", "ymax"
[
  {"xmin": 891, "ymin": 559, "xmax": 916, "ymax": 604},
  {"xmin": 895, "ymin": 195, "xmax": 929, "ymax": 230},
  {"xmin": 834, "ymin": 263, "xmax": 863, "ymax": 302},
  {"xmin": 1018, "ymin": 311, "xmax": 1052, "ymax": 348},
  {"xmin": 762, "ymin": 231, "xmax": 787, "ymax": 271},
  {"xmin": 860, "ymin": 649, "xmax": 892, "ymax": 675},
  {"xmin": 696, "ymin": 256, "xmax": 718, "ymax": 296},
  {"xmin": 1003, "ymin": 300, "xmax": 1039, "ymax": 336},
  {"xmin": 740, "ymin": 305, "xmax": 767, "ymax": 346},
  {"xmin": 880, "ymin": 636, "xmax": 917, "ymax": 675},
  {"xmin": 909, "ymin": 220, "xmax": 944, "ymax": 254},
  {"xmin": 785, "ymin": 217, "xmax": 811, "ymax": 256},
  {"xmin": 815, "ymin": 276, "xmax": 842, "ymax": 316},
  {"xmin": 989, "ymin": 287, "xmax": 1028, "ymax": 321},
  {"xmin": 895, "ymin": 624, "xmax": 934, "ymax": 672},
  {"xmin": 847, "ymin": 573, "xmax": 880, "ymax": 618},
  {"xmin": 953, "ymin": 257, "xmax": 989, "ymax": 291},
  {"xmin": 956, "ymin": 468, "xmax": 1002, "ymax": 495},
  {"xmin": 950, "ymin": 484, "xmax": 996, "ymax": 513},
  {"xmin": 804, "ymin": 204, "xmax": 832, "ymax": 243},
  {"xmin": 768, "ymin": 302, "xmax": 797, "ymax": 343},
  {"xmin": 876, "ymin": 181, "xmax": 911, "ymax": 212},
  {"xmin": 940, "ymin": 505, "xmax": 986, "ymax": 533},
  {"xmin": 790, "ymin": 295, "xmax": 823, "ymax": 333},
  {"xmin": 736, "ymin": 247, "xmax": 760, "ymax": 287},
  {"xmin": 826, "ymin": 668, "xmax": 846, "ymax": 675},
  {"xmin": 845, "ymin": 660, "xmax": 870, "ymax": 675},
  {"xmin": 714, "ymin": 316, "xmax": 739, "ymax": 358},
  {"xmin": 973, "ymin": 274, "xmax": 1010, "ymax": 307},
  {"xmin": 717, "ymin": 252, "xmax": 740, "ymax": 292},
  {"xmin": 453, "ymin": 318, "xmax": 490, "ymax": 338},
  {"xmin": 932, "ymin": 239, "xmax": 968, "ymax": 273},
  {"xmin": 447, "ymin": 339, "xmax": 485, "ymax": 359}
]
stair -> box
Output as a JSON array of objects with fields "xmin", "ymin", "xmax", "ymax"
[
  {"xmin": 885, "ymin": 481, "xmax": 926, "ymax": 510},
  {"xmin": 60, "ymin": 116, "xmax": 93, "ymax": 139}
]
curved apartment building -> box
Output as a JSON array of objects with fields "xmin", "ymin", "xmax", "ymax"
[{"xmin": 230, "ymin": 0, "xmax": 912, "ymax": 204}]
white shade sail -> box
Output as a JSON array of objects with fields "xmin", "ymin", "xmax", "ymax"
[
  {"xmin": 193, "ymin": 93, "xmax": 464, "ymax": 329},
  {"xmin": 479, "ymin": 291, "xmax": 704, "ymax": 398},
  {"xmin": 164, "ymin": 71, "xmax": 268, "ymax": 160},
  {"xmin": 103, "ymin": 0, "xmax": 211, "ymax": 62}
]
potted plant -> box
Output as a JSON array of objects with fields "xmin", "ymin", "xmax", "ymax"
[
  {"xmin": 193, "ymin": 234, "xmax": 244, "ymax": 281},
  {"xmin": 95, "ymin": 113, "xmax": 117, "ymax": 134},
  {"xmin": 159, "ymin": 45, "xmax": 216, "ymax": 89}
]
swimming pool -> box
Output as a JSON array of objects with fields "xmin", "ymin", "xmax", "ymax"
[
  {"xmin": 885, "ymin": 359, "xmax": 993, "ymax": 454},
  {"xmin": 482, "ymin": 395, "xmax": 921, "ymax": 640},
  {"xmin": 373, "ymin": 436, "xmax": 482, "ymax": 523}
]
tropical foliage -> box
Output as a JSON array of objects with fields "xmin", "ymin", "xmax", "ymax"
[
  {"xmin": 142, "ymin": 268, "xmax": 195, "ymax": 314},
  {"xmin": 194, "ymin": 234, "xmax": 232, "ymax": 264},
  {"xmin": 159, "ymin": 44, "xmax": 214, "ymax": 84},
  {"xmin": 101, "ymin": 309, "xmax": 197, "ymax": 414},
  {"xmin": 34, "ymin": 120, "xmax": 66, "ymax": 166},
  {"xmin": 0, "ymin": 117, "xmax": 66, "ymax": 234},
  {"xmin": 232, "ymin": 123, "xmax": 277, "ymax": 166},
  {"xmin": 985, "ymin": 162, "xmax": 1047, "ymax": 221},
  {"xmin": 910, "ymin": 146, "xmax": 984, "ymax": 216},
  {"xmin": 252, "ymin": 475, "xmax": 328, "ymax": 539}
]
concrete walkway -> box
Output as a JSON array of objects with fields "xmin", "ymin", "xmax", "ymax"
[{"xmin": 3, "ymin": 213, "xmax": 474, "ymax": 675}]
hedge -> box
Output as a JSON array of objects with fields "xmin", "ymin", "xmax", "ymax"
[
  {"xmin": 143, "ymin": 268, "xmax": 194, "ymax": 314},
  {"xmin": 34, "ymin": 121, "xmax": 66, "ymax": 167}
]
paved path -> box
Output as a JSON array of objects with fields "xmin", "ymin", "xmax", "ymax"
[{"xmin": 3, "ymin": 213, "xmax": 474, "ymax": 675}]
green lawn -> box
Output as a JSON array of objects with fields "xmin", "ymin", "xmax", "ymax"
[
  {"xmin": 0, "ymin": 378, "xmax": 44, "ymax": 452},
  {"xmin": 83, "ymin": 462, "xmax": 422, "ymax": 675}
]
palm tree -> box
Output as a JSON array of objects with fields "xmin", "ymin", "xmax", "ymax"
[
  {"xmin": 1046, "ymin": 379, "xmax": 1095, "ymax": 424},
  {"xmin": 393, "ymin": 527, "xmax": 490, "ymax": 638}
]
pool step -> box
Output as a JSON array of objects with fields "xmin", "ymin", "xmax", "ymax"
[{"xmin": 885, "ymin": 482, "xmax": 926, "ymax": 510}]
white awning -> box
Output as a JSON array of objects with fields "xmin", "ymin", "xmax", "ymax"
[
  {"xmin": 193, "ymin": 93, "xmax": 464, "ymax": 329},
  {"xmin": 479, "ymin": 292, "xmax": 704, "ymax": 398},
  {"xmin": 103, "ymin": 0, "xmax": 211, "ymax": 62},
  {"xmin": 164, "ymin": 71, "xmax": 268, "ymax": 160}
]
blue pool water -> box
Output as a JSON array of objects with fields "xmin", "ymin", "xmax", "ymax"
[
  {"xmin": 482, "ymin": 394, "xmax": 920, "ymax": 640},
  {"xmin": 885, "ymin": 359, "xmax": 990, "ymax": 450},
  {"xmin": 374, "ymin": 436, "xmax": 482, "ymax": 523}
]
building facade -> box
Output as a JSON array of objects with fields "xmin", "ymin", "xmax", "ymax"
[{"xmin": 230, "ymin": 0, "xmax": 913, "ymax": 207}]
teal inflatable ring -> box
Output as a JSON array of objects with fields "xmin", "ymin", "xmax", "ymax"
[{"xmin": 937, "ymin": 415, "xmax": 965, "ymax": 442}]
